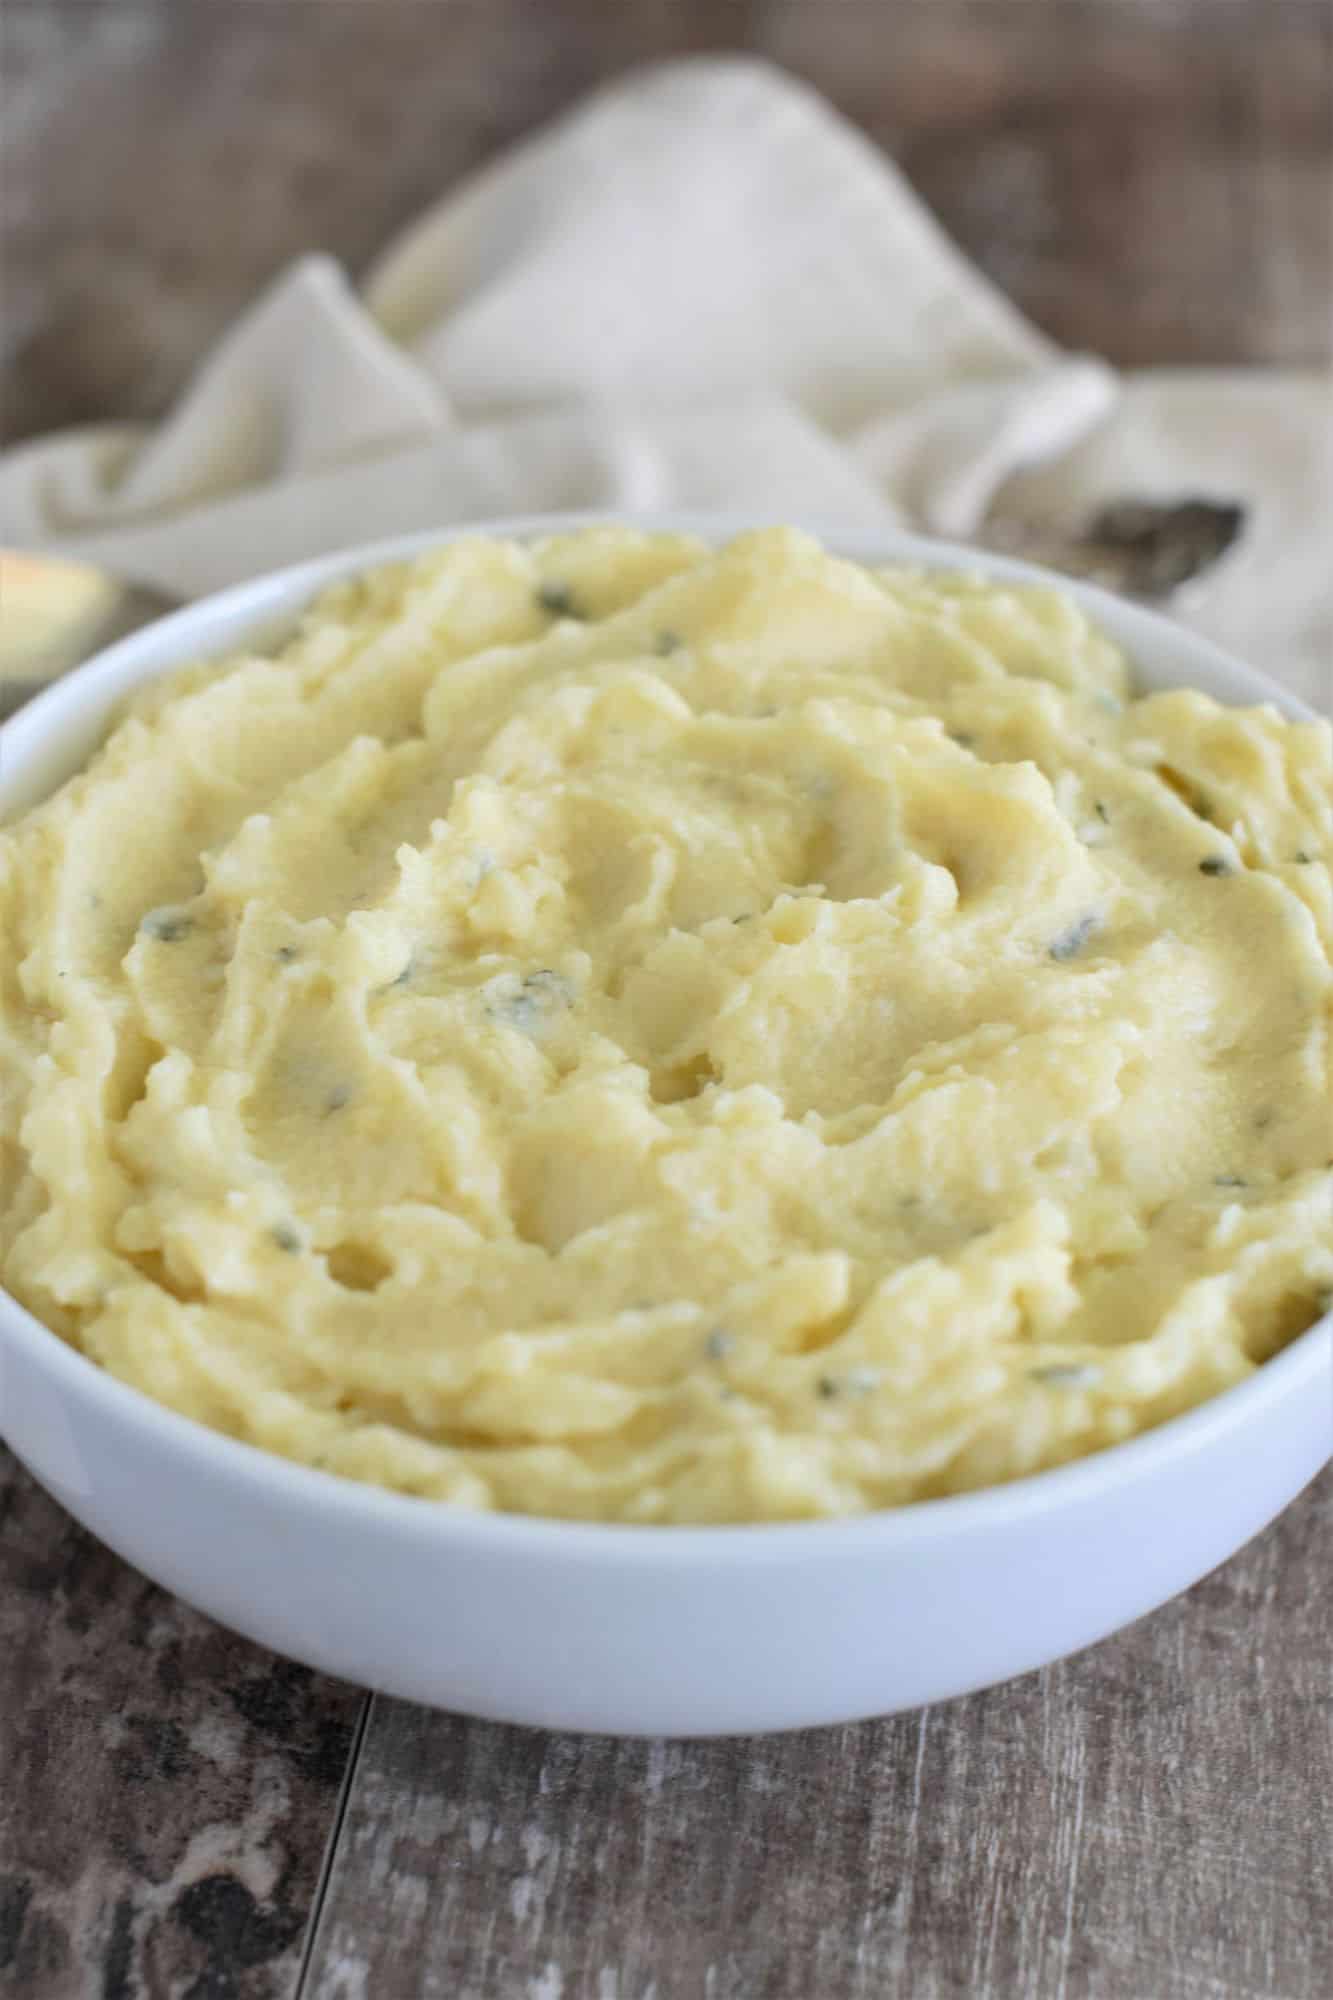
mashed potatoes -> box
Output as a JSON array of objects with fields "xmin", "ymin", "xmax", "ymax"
[{"xmin": 2, "ymin": 526, "xmax": 1330, "ymax": 1521}]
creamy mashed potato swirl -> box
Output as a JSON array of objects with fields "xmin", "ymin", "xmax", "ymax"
[{"xmin": 1, "ymin": 527, "xmax": 1330, "ymax": 1521}]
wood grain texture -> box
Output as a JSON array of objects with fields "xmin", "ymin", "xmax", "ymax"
[
  {"xmin": 768, "ymin": 0, "xmax": 1333, "ymax": 370},
  {"xmin": 2, "ymin": 2, "xmax": 1331, "ymax": 1995},
  {"xmin": 299, "ymin": 1470, "xmax": 1333, "ymax": 2000},
  {"xmin": 0, "ymin": 1446, "xmax": 366, "ymax": 1999},
  {"xmin": 2, "ymin": 0, "xmax": 1330, "ymax": 448}
]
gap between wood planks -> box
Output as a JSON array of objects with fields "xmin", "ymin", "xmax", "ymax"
[{"xmin": 292, "ymin": 1691, "xmax": 375, "ymax": 1998}]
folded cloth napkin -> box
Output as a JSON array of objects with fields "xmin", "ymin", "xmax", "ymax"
[{"xmin": 1, "ymin": 58, "xmax": 1328, "ymax": 707}]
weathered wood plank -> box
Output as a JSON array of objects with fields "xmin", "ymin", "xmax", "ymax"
[
  {"xmin": 769, "ymin": 0, "xmax": 1333, "ymax": 371},
  {"xmin": 2, "ymin": 0, "xmax": 1330, "ymax": 450},
  {"xmin": 0, "ymin": 1447, "xmax": 365, "ymax": 1999},
  {"xmin": 299, "ymin": 1468, "xmax": 1332, "ymax": 2000}
]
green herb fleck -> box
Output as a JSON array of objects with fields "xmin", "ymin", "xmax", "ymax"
[
  {"xmin": 1199, "ymin": 856, "xmax": 1234, "ymax": 877},
  {"xmin": 524, "ymin": 969, "xmax": 564, "ymax": 994},
  {"xmin": 1094, "ymin": 800, "xmax": 1110, "ymax": 823},
  {"xmin": 1049, "ymin": 914, "xmax": 1098, "ymax": 961},
  {"xmin": 485, "ymin": 968, "xmax": 575, "ymax": 1034},
  {"xmin": 1294, "ymin": 851, "xmax": 1313, "ymax": 866},
  {"xmin": 140, "ymin": 908, "xmax": 193, "ymax": 943},
  {"xmin": 276, "ymin": 944, "xmax": 299, "ymax": 964},
  {"xmin": 536, "ymin": 580, "xmax": 584, "ymax": 620},
  {"xmin": 704, "ymin": 1329, "xmax": 735, "ymax": 1362},
  {"xmin": 271, "ymin": 1223, "xmax": 302, "ymax": 1253},
  {"xmin": 947, "ymin": 729, "xmax": 975, "ymax": 748},
  {"xmin": 816, "ymin": 1369, "xmax": 882, "ymax": 1400},
  {"xmin": 654, "ymin": 629, "xmax": 683, "ymax": 656},
  {"xmin": 1031, "ymin": 1363, "xmax": 1101, "ymax": 1387}
]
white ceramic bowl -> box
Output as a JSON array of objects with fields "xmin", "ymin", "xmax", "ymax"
[{"xmin": 1, "ymin": 514, "xmax": 1329, "ymax": 1737}]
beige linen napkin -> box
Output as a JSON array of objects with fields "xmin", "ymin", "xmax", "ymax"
[{"xmin": 1, "ymin": 58, "xmax": 1328, "ymax": 705}]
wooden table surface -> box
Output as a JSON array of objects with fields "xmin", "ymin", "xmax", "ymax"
[{"xmin": 2, "ymin": 2, "xmax": 1330, "ymax": 1995}]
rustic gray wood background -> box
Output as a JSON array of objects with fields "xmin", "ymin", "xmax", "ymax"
[{"xmin": 2, "ymin": 1, "xmax": 1330, "ymax": 1995}]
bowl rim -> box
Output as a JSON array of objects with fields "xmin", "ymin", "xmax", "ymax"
[{"xmin": 2, "ymin": 507, "xmax": 1329, "ymax": 1560}]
